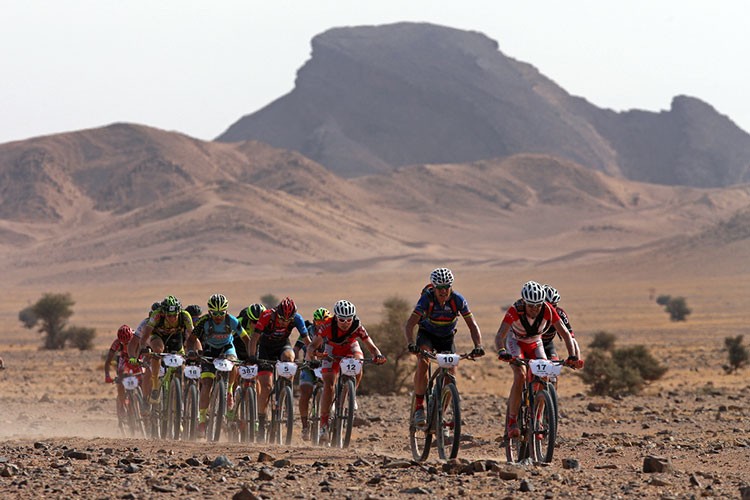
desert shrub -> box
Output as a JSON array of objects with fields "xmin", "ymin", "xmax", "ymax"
[
  {"xmin": 260, "ymin": 294, "xmax": 279, "ymax": 309},
  {"xmin": 655, "ymin": 294, "xmax": 671, "ymax": 306},
  {"xmin": 588, "ymin": 331, "xmax": 617, "ymax": 351},
  {"xmin": 655, "ymin": 294, "xmax": 691, "ymax": 321},
  {"xmin": 67, "ymin": 326, "xmax": 96, "ymax": 351},
  {"xmin": 20, "ymin": 292, "xmax": 75, "ymax": 349},
  {"xmin": 578, "ymin": 333, "xmax": 667, "ymax": 397},
  {"xmin": 358, "ymin": 296, "xmax": 412, "ymax": 395},
  {"xmin": 723, "ymin": 335, "xmax": 749, "ymax": 373}
]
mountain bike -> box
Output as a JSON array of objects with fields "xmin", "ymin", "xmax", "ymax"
[
  {"xmin": 308, "ymin": 366, "xmax": 324, "ymax": 446},
  {"xmin": 257, "ymin": 359, "xmax": 298, "ymax": 445},
  {"xmin": 116, "ymin": 371, "xmax": 146, "ymax": 437},
  {"xmin": 323, "ymin": 357, "xmax": 377, "ymax": 448},
  {"xmin": 409, "ymin": 350, "xmax": 475, "ymax": 461},
  {"xmin": 181, "ymin": 359, "xmax": 202, "ymax": 441},
  {"xmin": 505, "ymin": 358, "xmax": 565, "ymax": 464},
  {"xmin": 228, "ymin": 361, "xmax": 258, "ymax": 443},
  {"xmin": 202, "ymin": 356, "xmax": 235, "ymax": 442},
  {"xmin": 148, "ymin": 352, "xmax": 184, "ymax": 440}
]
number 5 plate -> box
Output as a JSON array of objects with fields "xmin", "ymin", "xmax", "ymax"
[
  {"xmin": 276, "ymin": 361, "xmax": 297, "ymax": 379},
  {"xmin": 436, "ymin": 353, "xmax": 460, "ymax": 368},
  {"xmin": 529, "ymin": 359, "xmax": 562, "ymax": 376}
]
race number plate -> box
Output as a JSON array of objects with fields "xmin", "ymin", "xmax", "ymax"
[
  {"xmin": 313, "ymin": 367, "xmax": 324, "ymax": 379},
  {"xmin": 122, "ymin": 376, "xmax": 139, "ymax": 391},
  {"xmin": 340, "ymin": 357, "xmax": 362, "ymax": 376},
  {"xmin": 184, "ymin": 365, "xmax": 202, "ymax": 379},
  {"xmin": 213, "ymin": 358, "xmax": 234, "ymax": 372},
  {"xmin": 436, "ymin": 353, "xmax": 460, "ymax": 368},
  {"xmin": 276, "ymin": 361, "xmax": 297, "ymax": 379},
  {"xmin": 163, "ymin": 354, "xmax": 184, "ymax": 368},
  {"xmin": 529, "ymin": 359, "xmax": 562, "ymax": 377},
  {"xmin": 239, "ymin": 364, "xmax": 258, "ymax": 380}
]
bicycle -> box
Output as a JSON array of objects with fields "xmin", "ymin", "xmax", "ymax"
[
  {"xmin": 201, "ymin": 355, "xmax": 235, "ymax": 442},
  {"xmin": 181, "ymin": 359, "xmax": 202, "ymax": 441},
  {"xmin": 409, "ymin": 350, "xmax": 476, "ymax": 461},
  {"xmin": 228, "ymin": 361, "xmax": 259, "ymax": 443},
  {"xmin": 307, "ymin": 366, "xmax": 325, "ymax": 446},
  {"xmin": 116, "ymin": 371, "xmax": 147, "ymax": 437},
  {"xmin": 505, "ymin": 358, "xmax": 565, "ymax": 464},
  {"xmin": 256, "ymin": 359, "xmax": 298, "ymax": 445},
  {"xmin": 321, "ymin": 356, "xmax": 377, "ymax": 448},
  {"xmin": 148, "ymin": 352, "xmax": 185, "ymax": 440}
]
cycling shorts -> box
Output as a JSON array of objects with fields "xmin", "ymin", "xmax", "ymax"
[
  {"xmin": 416, "ymin": 328, "xmax": 455, "ymax": 354},
  {"xmin": 506, "ymin": 335, "xmax": 546, "ymax": 360},
  {"xmin": 200, "ymin": 344, "xmax": 237, "ymax": 378},
  {"xmin": 149, "ymin": 333, "xmax": 184, "ymax": 354},
  {"xmin": 258, "ymin": 341, "xmax": 294, "ymax": 373},
  {"xmin": 322, "ymin": 342, "xmax": 363, "ymax": 374},
  {"xmin": 299, "ymin": 367, "xmax": 317, "ymax": 386},
  {"xmin": 542, "ymin": 338, "xmax": 559, "ymax": 360}
]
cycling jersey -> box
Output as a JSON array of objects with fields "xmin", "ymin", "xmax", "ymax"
[
  {"xmin": 197, "ymin": 314, "xmax": 246, "ymax": 349},
  {"xmin": 414, "ymin": 290, "xmax": 472, "ymax": 337},
  {"xmin": 317, "ymin": 316, "xmax": 368, "ymax": 372},
  {"xmin": 133, "ymin": 317, "xmax": 149, "ymax": 338},
  {"xmin": 542, "ymin": 305, "xmax": 573, "ymax": 342},
  {"xmin": 502, "ymin": 300, "xmax": 560, "ymax": 343},
  {"xmin": 254, "ymin": 309, "xmax": 308, "ymax": 348},
  {"xmin": 146, "ymin": 310, "xmax": 193, "ymax": 343}
]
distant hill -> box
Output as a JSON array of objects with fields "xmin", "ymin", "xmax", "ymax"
[
  {"xmin": 217, "ymin": 22, "xmax": 750, "ymax": 188},
  {"xmin": 1, "ymin": 123, "xmax": 749, "ymax": 286}
]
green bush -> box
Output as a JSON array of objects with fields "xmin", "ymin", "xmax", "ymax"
[
  {"xmin": 67, "ymin": 326, "xmax": 96, "ymax": 351},
  {"xmin": 588, "ymin": 331, "xmax": 617, "ymax": 351},
  {"xmin": 723, "ymin": 335, "xmax": 749, "ymax": 373},
  {"xmin": 18, "ymin": 293, "xmax": 96, "ymax": 350},
  {"xmin": 655, "ymin": 294, "xmax": 691, "ymax": 321},
  {"xmin": 260, "ymin": 294, "xmax": 279, "ymax": 309},
  {"xmin": 358, "ymin": 296, "xmax": 413, "ymax": 395},
  {"xmin": 578, "ymin": 334, "xmax": 667, "ymax": 397}
]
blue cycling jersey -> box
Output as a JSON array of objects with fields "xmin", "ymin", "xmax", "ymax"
[{"xmin": 414, "ymin": 290, "xmax": 471, "ymax": 337}]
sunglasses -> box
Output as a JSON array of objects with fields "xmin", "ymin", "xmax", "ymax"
[
  {"xmin": 525, "ymin": 302, "xmax": 543, "ymax": 308},
  {"xmin": 435, "ymin": 285, "xmax": 451, "ymax": 290},
  {"xmin": 337, "ymin": 316, "xmax": 354, "ymax": 323},
  {"xmin": 209, "ymin": 310, "xmax": 226, "ymax": 317}
]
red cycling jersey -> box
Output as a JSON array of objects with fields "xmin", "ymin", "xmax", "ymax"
[{"xmin": 502, "ymin": 301, "xmax": 560, "ymax": 343}]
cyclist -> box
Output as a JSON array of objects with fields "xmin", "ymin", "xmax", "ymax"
[
  {"xmin": 185, "ymin": 304, "xmax": 203, "ymax": 325},
  {"xmin": 227, "ymin": 303, "xmax": 266, "ymax": 417},
  {"xmin": 138, "ymin": 296, "xmax": 194, "ymax": 405},
  {"xmin": 104, "ymin": 325, "xmax": 140, "ymax": 420},
  {"xmin": 130, "ymin": 301, "xmax": 161, "ymax": 353},
  {"xmin": 404, "ymin": 267, "xmax": 485, "ymax": 428},
  {"xmin": 298, "ymin": 307, "xmax": 332, "ymax": 441},
  {"xmin": 495, "ymin": 280, "xmax": 582, "ymax": 439},
  {"xmin": 305, "ymin": 300, "xmax": 387, "ymax": 442},
  {"xmin": 185, "ymin": 293, "xmax": 249, "ymax": 438},
  {"xmin": 247, "ymin": 296, "xmax": 309, "ymax": 440},
  {"xmin": 540, "ymin": 285, "xmax": 580, "ymax": 363}
]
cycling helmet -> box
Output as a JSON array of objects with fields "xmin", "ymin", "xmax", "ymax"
[
  {"xmin": 151, "ymin": 301, "xmax": 161, "ymax": 311},
  {"xmin": 161, "ymin": 295, "xmax": 181, "ymax": 313},
  {"xmin": 544, "ymin": 285, "xmax": 561, "ymax": 304},
  {"xmin": 277, "ymin": 297, "xmax": 297, "ymax": 319},
  {"xmin": 207, "ymin": 293, "xmax": 229, "ymax": 312},
  {"xmin": 313, "ymin": 307, "xmax": 331, "ymax": 322},
  {"xmin": 430, "ymin": 267, "xmax": 455, "ymax": 287},
  {"xmin": 333, "ymin": 299, "xmax": 356, "ymax": 319},
  {"xmin": 246, "ymin": 303, "xmax": 266, "ymax": 321},
  {"xmin": 185, "ymin": 304, "xmax": 202, "ymax": 318},
  {"xmin": 117, "ymin": 324, "xmax": 134, "ymax": 344},
  {"xmin": 521, "ymin": 281, "xmax": 546, "ymax": 305}
]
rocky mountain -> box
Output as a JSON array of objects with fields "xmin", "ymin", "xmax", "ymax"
[
  {"xmin": 1, "ymin": 124, "xmax": 749, "ymax": 287},
  {"xmin": 218, "ymin": 22, "xmax": 750, "ymax": 188}
]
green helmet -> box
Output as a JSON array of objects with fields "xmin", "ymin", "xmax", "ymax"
[
  {"xmin": 161, "ymin": 295, "xmax": 181, "ymax": 314},
  {"xmin": 313, "ymin": 307, "xmax": 332, "ymax": 322}
]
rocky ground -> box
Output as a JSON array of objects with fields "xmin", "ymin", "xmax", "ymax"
[{"xmin": 1, "ymin": 349, "xmax": 749, "ymax": 499}]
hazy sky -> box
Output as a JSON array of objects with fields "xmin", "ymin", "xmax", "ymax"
[{"xmin": 2, "ymin": 1, "xmax": 748, "ymax": 145}]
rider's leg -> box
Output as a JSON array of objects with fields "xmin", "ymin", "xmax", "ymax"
[
  {"xmin": 198, "ymin": 375, "xmax": 214, "ymax": 423},
  {"xmin": 320, "ymin": 371, "xmax": 336, "ymax": 429},
  {"xmin": 148, "ymin": 336, "xmax": 164, "ymax": 403}
]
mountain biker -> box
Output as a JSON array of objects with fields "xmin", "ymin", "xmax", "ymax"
[
  {"xmin": 104, "ymin": 325, "xmax": 141, "ymax": 420},
  {"xmin": 185, "ymin": 304, "xmax": 203, "ymax": 325},
  {"xmin": 227, "ymin": 303, "xmax": 266, "ymax": 416},
  {"xmin": 139, "ymin": 296, "xmax": 194, "ymax": 405},
  {"xmin": 495, "ymin": 281, "xmax": 582, "ymax": 439},
  {"xmin": 305, "ymin": 300, "xmax": 387, "ymax": 442},
  {"xmin": 541, "ymin": 285, "xmax": 581, "ymax": 364},
  {"xmin": 185, "ymin": 293, "xmax": 249, "ymax": 438},
  {"xmin": 404, "ymin": 268, "xmax": 485, "ymax": 428},
  {"xmin": 248, "ymin": 297, "xmax": 309, "ymax": 440},
  {"xmin": 298, "ymin": 307, "xmax": 332, "ymax": 441}
]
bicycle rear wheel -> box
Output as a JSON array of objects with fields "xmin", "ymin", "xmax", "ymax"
[
  {"xmin": 532, "ymin": 389, "xmax": 557, "ymax": 463},
  {"xmin": 207, "ymin": 377, "xmax": 227, "ymax": 442},
  {"xmin": 310, "ymin": 385, "xmax": 322, "ymax": 446},
  {"xmin": 436, "ymin": 383, "xmax": 461, "ymax": 460},
  {"xmin": 408, "ymin": 393, "xmax": 432, "ymax": 461},
  {"xmin": 166, "ymin": 376, "xmax": 182, "ymax": 440},
  {"xmin": 184, "ymin": 383, "xmax": 199, "ymax": 441}
]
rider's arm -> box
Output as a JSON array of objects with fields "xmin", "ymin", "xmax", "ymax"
[
  {"xmin": 553, "ymin": 319, "xmax": 576, "ymax": 358},
  {"xmin": 104, "ymin": 348, "xmax": 116, "ymax": 378},
  {"xmin": 361, "ymin": 335, "xmax": 383, "ymax": 358},
  {"xmin": 305, "ymin": 335, "xmax": 323, "ymax": 361},
  {"xmin": 294, "ymin": 314, "xmax": 311, "ymax": 346},
  {"xmin": 495, "ymin": 322, "xmax": 511, "ymax": 352},
  {"xmin": 463, "ymin": 313, "xmax": 483, "ymax": 349},
  {"xmin": 404, "ymin": 311, "xmax": 420, "ymax": 345}
]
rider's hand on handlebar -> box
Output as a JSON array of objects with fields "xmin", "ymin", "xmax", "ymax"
[
  {"xmin": 186, "ymin": 350, "xmax": 198, "ymax": 360},
  {"xmin": 374, "ymin": 354, "xmax": 387, "ymax": 365},
  {"xmin": 470, "ymin": 345, "xmax": 485, "ymax": 358},
  {"xmin": 497, "ymin": 348, "xmax": 513, "ymax": 362},
  {"xmin": 407, "ymin": 343, "xmax": 419, "ymax": 354},
  {"xmin": 105, "ymin": 374, "xmax": 114, "ymax": 384},
  {"xmin": 565, "ymin": 355, "xmax": 584, "ymax": 369},
  {"xmin": 128, "ymin": 357, "xmax": 139, "ymax": 366},
  {"xmin": 247, "ymin": 355, "xmax": 258, "ymax": 365},
  {"xmin": 307, "ymin": 359, "xmax": 322, "ymax": 369}
]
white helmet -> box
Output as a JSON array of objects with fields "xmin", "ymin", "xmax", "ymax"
[
  {"xmin": 521, "ymin": 281, "xmax": 546, "ymax": 305},
  {"xmin": 429, "ymin": 267, "xmax": 454, "ymax": 287},
  {"xmin": 333, "ymin": 299, "xmax": 356, "ymax": 318},
  {"xmin": 544, "ymin": 285, "xmax": 561, "ymax": 304}
]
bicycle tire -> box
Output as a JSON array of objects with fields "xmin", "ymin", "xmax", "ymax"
[
  {"xmin": 149, "ymin": 386, "xmax": 162, "ymax": 439},
  {"xmin": 208, "ymin": 377, "xmax": 227, "ymax": 442},
  {"xmin": 247, "ymin": 386, "xmax": 258, "ymax": 443},
  {"xmin": 131, "ymin": 389, "xmax": 147, "ymax": 437},
  {"xmin": 310, "ymin": 385, "xmax": 322, "ymax": 446},
  {"xmin": 547, "ymin": 381, "xmax": 560, "ymax": 433},
  {"xmin": 340, "ymin": 378, "xmax": 356, "ymax": 448},
  {"xmin": 166, "ymin": 376, "xmax": 182, "ymax": 440},
  {"xmin": 331, "ymin": 380, "xmax": 344, "ymax": 448},
  {"xmin": 184, "ymin": 383, "xmax": 199, "ymax": 441},
  {"xmin": 436, "ymin": 382, "xmax": 461, "ymax": 460},
  {"xmin": 408, "ymin": 393, "xmax": 432, "ymax": 461},
  {"xmin": 505, "ymin": 390, "xmax": 531, "ymax": 463},
  {"xmin": 123, "ymin": 391, "xmax": 136, "ymax": 437},
  {"xmin": 278, "ymin": 383, "xmax": 294, "ymax": 445},
  {"xmin": 532, "ymin": 389, "xmax": 557, "ymax": 463}
]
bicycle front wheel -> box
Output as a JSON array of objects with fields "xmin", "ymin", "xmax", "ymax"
[
  {"xmin": 531, "ymin": 389, "xmax": 557, "ymax": 463},
  {"xmin": 340, "ymin": 378, "xmax": 356, "ymax": 448},
  {"xmin": 408, "ymin": 393, "xmax": 432, "ymax": 461},
  {"xmin": 166, "ymin": 376, "xmax": 183, "ymax": 440},
  {"xmin": 124, "ymin": 390, "xmax": 145, "ymax": 437},
  {"xmin": 310, "ymin": 385, "xmax": 322, "ymax": 446},
  {"xmin": 278, "ymin": 383, "xmax": 294, "ymax": 445},
  {"xmin": 208, "ymin": 377, "xmax": 227, "ymax": 442},
  {"xmin": 436, "ymin": 383, "xmax": 461, "ymax": 460},
  {"xmin": 184, "ymin": 383, "xmax": 199, "ymax": 441},
  {"xmin": 505, "ymin": 397, "xmax": 530, "ymax": 463}
]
